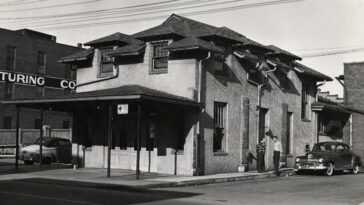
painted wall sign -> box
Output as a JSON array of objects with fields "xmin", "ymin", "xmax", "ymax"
[
  {"xmin": 0, "ymin": 70, "xmax": 76, "ymax": 90},
  {"xmin": 117, "ymin": 104, "xmax": 128, "ymax": 115}
]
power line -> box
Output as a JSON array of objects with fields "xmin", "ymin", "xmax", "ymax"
[
  {"xmin": 1, "ymin": 0, "xmax": 205, "ymax": 26},
  {"xmin": 23, "ymin": 0, "xmax": 304, "ymax": 31},
  {"xmin": 301, "ymin": 47, "xmax": 364, "ymax": 58},
  {"xmin": 0, "ymin": 0, "xmax": 102, "ymax": 12}
]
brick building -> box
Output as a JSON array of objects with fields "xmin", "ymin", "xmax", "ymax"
[
  {"xmin": 0, "ymin": 28, "xmax": 82, "ymax": 130},
  {"xmin": 2, "ymin": 14, "xmax": 332, "ymax": 175}
]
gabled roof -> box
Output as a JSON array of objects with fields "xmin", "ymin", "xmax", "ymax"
[
  {"xmin": 266, "ymin": 45, "xmax": 302, "ymax": 60},
  {"xmin": 59, "ymin": 48, "xmax": 94, "ymax": 63},
  {"xmin": 84, "ymin": 32, "xmax": 133, "ymax": 46},
  {"xmin": 2, "ymin": 85, "xmax": 202, "ymax": 108},
  {"xmin": 293, "ymin": 62, "xmax": 332, "ymax": 81},
  {"xmin": 164, "ymin": 37, "xmax": 223, "ymax": 53}
]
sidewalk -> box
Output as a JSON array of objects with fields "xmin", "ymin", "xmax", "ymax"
[{"xmin": 0, "ymin": 167, "xmax": 294, "ymax": 190}]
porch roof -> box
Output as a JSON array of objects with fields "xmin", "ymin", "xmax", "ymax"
[
  {"xmin": 1, "ymin": 85, "xmax": 203, "ymax": 108},
  {"xmin": 311, "ymin": 99, "xmax": 364, "ymax": 115}
]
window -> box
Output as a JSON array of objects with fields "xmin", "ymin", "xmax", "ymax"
[
  {"xmin": 301, "ymin": 84, "xmax": 310, "ymax": 120},
  {"xmin": 6, "ymin": 46, "xmax": 16, "ymax": 71},
  {"xmin": 214, "ymin": 45, "xmax": 228, "ymax": 76},
  {"xmin": 99, "ymin": 47, "xmax": 114, "ymax": 76},
  {"xmin": 3, "ymin": 116, "xmax": 12, "ymax": 129},
  {"xmin": 63, "ymin": 120, "xmax": 70, "ymax": 129},
  {"xmin": 151, "ymin": 42, "xmax": 168, "ymax": 73},
  {"xmin": 213, "ymin": 102, "xmax": 227, "ymax": 152},
  {"xmin": 35, "ymin": 119, "xmax": 42, "ymax": 129},
  {"xmin": 37, "ymin": 51, "xmax": 46, "ymax": 75},
  {"xmin": 4, "ymin": 83, "xmax": 14, "ymax": 99},
  {"xmin": 65, "ymin": 64, "xmax": 76, "ymax": 79}
]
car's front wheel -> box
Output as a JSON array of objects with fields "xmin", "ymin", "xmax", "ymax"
[
  {"xmin": 352, "ymin": 164, "xmax": 359, "ymax": 174},
  {"xmin": 325, "ymin": 163, "xmax": 334, "ymax": 176}
]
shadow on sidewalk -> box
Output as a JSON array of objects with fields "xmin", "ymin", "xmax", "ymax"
[{"xmin": 0, "ymin": 159, "xmax": 72, "ymax": 175}]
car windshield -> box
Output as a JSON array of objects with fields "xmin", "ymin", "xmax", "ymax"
[
  {"xmin": 312, "ymin": 144, "xmax": 335, "ymax": 152},
  {"xmin": 34, "ymin": 138, "xmax": 53, "ymax": 146}
]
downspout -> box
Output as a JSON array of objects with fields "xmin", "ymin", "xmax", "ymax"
[{"xmin": 195, "ymin": 51, "xmax": 211, "ymax": 176}]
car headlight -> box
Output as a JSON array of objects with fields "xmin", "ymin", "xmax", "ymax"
[
  {"xmin": 295, "ymin": 158, "xmax": 300, "ymax": 163},
  {"xmin": 318, "ymin": 158, "xmax": 323, "ymax": 163}
]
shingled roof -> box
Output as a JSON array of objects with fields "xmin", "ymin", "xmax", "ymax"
[
  {"xmin": 84, "ymin": 32, "xmax": 134, "ymax": 46},
  {"xmin": 165, "ymin": 37, "xmax": 223, "ymax": 53},
  {"xmin": 59, "ymin": 48, "xmax": 94, "ymax": 63},
  {"xmin": 266, "ymin": 45, "xmax": 302, "ymax": 60},
  {"xmin": 134, "ymin": 14, "xmax": 267, "ymax": 51},
  {"xmin": 293, "ymin": 62, "xmax": 332, "ymax": 81},
  {"xmin": 2, "ymin": 85, "xmax": 202, "ymax": 107}
]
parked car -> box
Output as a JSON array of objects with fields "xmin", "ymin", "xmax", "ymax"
[
  {"xmin": 295, "ymin": 141, "xmax": 362, "ymax": 176},
  {"xmin": 21, "ymin": 137, "xmax": 72, "ymax": 165}
]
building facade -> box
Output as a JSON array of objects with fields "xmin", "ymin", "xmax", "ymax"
[
  {"xmin": 0, "ymin": 28, "xmax": 82, "ymax": 130},
  {"xmin": 3, "ymin": 14, "xmax": 332, "ymax": 176}
]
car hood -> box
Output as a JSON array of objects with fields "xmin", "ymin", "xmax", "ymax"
[
  {"xmin": 298, "ymin": 152, "xmax": 330, "ymax": 159},
  {"xmin": 21, "ymin": 145, "xmax": 40, "ymax": 152}
]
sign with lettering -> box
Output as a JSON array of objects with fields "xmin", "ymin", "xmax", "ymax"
[
  {"xmin": 117, "ymin": 104, "xmax": 128, "ymax": 115},
  {"xmin": 0, "ymin": 70, "xmax": 76, "ymax": 90}
]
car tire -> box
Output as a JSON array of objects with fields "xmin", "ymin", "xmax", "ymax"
[
  {"xmin": 325, "ymin": 163, "xmax": 334, "ymax": 176},
  {"xmin": 352, "ymin": 164, "xmax": 359, "ymax": 175}
]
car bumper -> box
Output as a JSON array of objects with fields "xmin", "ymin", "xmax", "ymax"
[{"xmin": 294, "ymin": 164, "xmax": 328, "ymax": 171}]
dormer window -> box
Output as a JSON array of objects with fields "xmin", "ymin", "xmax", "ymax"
[
  {"xmin": 99, "ymin": 47, "xmax": 114, "ymax": 77},
  {"xmin": 214, "ymin": 44, "xmax": 229, "ymax": 76},
  {"xmin": 151, "ymin": 41, "xmax": 168, "ymax": 74}
]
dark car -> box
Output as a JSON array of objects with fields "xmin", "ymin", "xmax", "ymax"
[
  {"xmin": 294, "ymin": 141, "xmax": 362, "ymax": 176},
  {"xmin": 21, "ymin": 137, "xmax": 72, "ymax": 165}
]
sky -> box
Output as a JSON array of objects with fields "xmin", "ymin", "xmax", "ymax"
[{"xmin": 1, "ymin": 0, "xmax": 363, "ymax": 96}]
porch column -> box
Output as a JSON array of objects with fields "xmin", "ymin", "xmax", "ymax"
[
  {"xmin": 15, "ymin": 105, "xmax": 20, "ymax": 170},
  {"xmin": 107, "ymin": 103, "xmax": 113, "ymax": 177},
  {"xmin": 136, "ymin": 103, "xmax": 141, "ymax": 180},
  {"xmin": 39, "ymin": 109, "xmax": 44, "ymax": 171}
]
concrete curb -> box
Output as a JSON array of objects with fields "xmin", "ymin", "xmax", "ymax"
[{"xmin": 19, "ymin": 170, "xmax": 294, "ymax": 190}]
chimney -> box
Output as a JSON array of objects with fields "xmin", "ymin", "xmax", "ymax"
[{"xmin": 77, "ymin": 43, "xmax": 83, "ymax": 48}]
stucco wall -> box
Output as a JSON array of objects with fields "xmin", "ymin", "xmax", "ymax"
[{"xmin": 76, "ymin": 43, "xmax": 197, "ymax": 99}]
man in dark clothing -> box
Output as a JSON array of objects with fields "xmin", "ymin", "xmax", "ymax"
[{"xmin": 256, "ymin": 137, "xmax": 266, "ymax": 172}]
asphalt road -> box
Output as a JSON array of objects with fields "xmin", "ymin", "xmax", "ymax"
[{"xmin": 0, "ymin": 172, "xmax": 364, "ymax": 205}]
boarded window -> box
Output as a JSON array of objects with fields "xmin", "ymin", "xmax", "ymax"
[
  {"xmin": 6, "ymin": 46, "xmax": 16, "ymax": 71},
  {"xmin": 3, "ymin": 116, "xmax": 12, "ymax": 129},
  {"xmin": 37, "ymin": 51, "xmax": 46, "ymax": 75}
]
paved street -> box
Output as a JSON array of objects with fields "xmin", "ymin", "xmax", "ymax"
[{"xmin": 0, "ymin": 171, "xmax": 363, "ymax": 205}]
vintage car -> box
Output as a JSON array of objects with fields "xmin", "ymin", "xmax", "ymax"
[
  {"xmin": 295, "ymin": 141, "xmax": 362, "ymax": 176},
  {"xmin": 21, "ymin": 137, "xmax": 72, "ymax": 165}
]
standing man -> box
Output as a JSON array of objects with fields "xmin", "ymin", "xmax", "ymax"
[
  {"xmin": 266, "ymin": 129, "xmax": 282, "ymax": 175},
  {"xmin": 256, "ymin": 137, "xmax": 266, "ymax": 172},
  {"xmin": 272, "ymin": 136, "xmax": 282, "ymax": 175}
]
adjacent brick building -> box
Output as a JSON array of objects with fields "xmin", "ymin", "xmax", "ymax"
[{"xmin": 0, "ymin": 28, "xmax": 82, "ymax": 130}]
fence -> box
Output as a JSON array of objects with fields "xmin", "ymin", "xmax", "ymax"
[{"xmin": 0, "ymin": 129, "xmax": 72, "ymax": 155}]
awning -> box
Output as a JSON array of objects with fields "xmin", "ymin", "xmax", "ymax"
[
  {"xmin": 1, "ymin": 85, "xmax": 203, "ymax": 108},
  {"xmin": 311, "ymin": 101, "xmax": 364, "ymax": 115}
]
